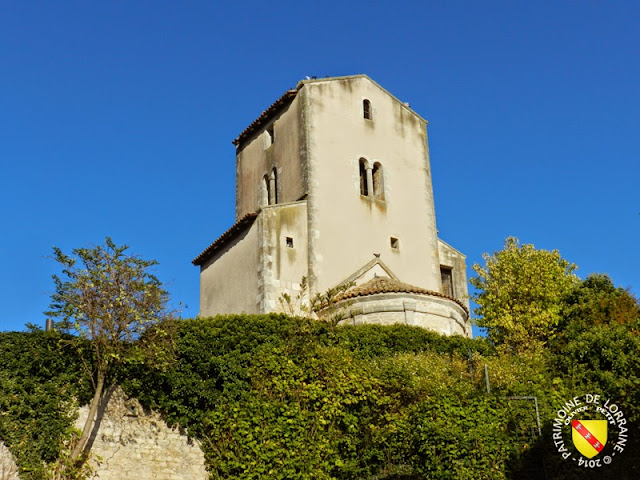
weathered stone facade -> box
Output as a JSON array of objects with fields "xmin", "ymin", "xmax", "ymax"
[
  {"xmin": 75, "ymin": 387, "xmax": 207, "ymax": 480},
  {"xmin": 194, "ymin": 74, "xmax": 472, "ymax": 337}
]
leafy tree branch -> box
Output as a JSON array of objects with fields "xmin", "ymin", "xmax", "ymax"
[{"xmin": 45, "ymin": 237, "xmax": 173, "ymax": 466}]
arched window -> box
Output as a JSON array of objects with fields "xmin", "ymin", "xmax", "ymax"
[
  {"xmin": 359, "ymin": 158, "xmax": 369, "ymax": 196},
  {"xmin": 363, "ymin": 99, "xmax": 372, "ymax": 120},
  {"xmin": 270, "ymin": 167, "xmax": 278, "ymax": 205},
  {"xmin": 262, "ymin": 174, "xmax": 271, "ymax": 206},
  {"xmin": 372, "ymin": 162, "xmax": 384, "ymax": 199}
]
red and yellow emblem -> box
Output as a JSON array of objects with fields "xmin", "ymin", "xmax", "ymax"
[{"xmin": 572, "ymin": 420, "xmax": 607, "ymax": 459}]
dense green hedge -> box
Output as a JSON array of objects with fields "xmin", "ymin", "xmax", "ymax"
[
  {"xmin": 122, "ymin": 315, "xmax": 515, "ymax": 479},
  {"xmin": 2, "ymin": 315, "xmax": 639, "ymax": 479},
  {"xmin": 0, "ymin": 329, "xmax": 91, "ymax": 479}
]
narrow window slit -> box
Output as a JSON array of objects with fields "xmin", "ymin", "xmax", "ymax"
[
  {"xmin": 363, "ymin": 99, "xmax": 372, "ymax": 120},
  {"xmin": 267, "ymin": 125, "xmax": 275, "ymax": 145},
  {"xmin": 440, "ymin": 267, "xmax": 454, "ymax": 297},
  {"xmin": 359, "ymin": 158, "xmax": 369, "ymax": 196}
]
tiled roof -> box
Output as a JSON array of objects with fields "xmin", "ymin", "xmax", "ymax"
[
  {"xmin": 192, "ymin": 212, "xmax": 259, "ymax": 266},
  {"xmin": 232, "ymin": 89, "xmax": 298, "ymax": 147},
  {"xmin": 339, "ymin": 276, "xmax": 468, "ymax": 313},
  {"xmin": 231, "ymin": 74, "xmax": 429, "ymax": 149}
]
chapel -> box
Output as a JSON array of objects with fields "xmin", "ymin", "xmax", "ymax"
[{"xmin": 193, "ymin": 75, "xmax": 471, "ymax": 337}]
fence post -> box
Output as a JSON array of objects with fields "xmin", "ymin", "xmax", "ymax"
[{"xmin": 484, "ymin": 363, "xmax": 490, "ymax": 394}]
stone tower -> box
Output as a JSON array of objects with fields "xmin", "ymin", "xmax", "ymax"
[{"xmin": 193, "ymin": 75, "xmax": 471, "ymax": 337}]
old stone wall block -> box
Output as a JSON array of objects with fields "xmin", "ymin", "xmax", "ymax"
[{"xmin": 75, "ymin": 387, "xmax": 207, "ymax": 480}]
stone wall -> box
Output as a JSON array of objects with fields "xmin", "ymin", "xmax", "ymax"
[
  {"xmin": 75, "ymin": 387, "xmax": 207, "ymax": 480},
  {"xmin": 341, "ymin": 292, "xmax": 470, "ymax": 337},
  {"xmin": 437, "ymin": 238, "xmax": 470, "ymax": 311},
  {"xmin": 0, "ymin": 442, "xmax": 19, "ymax": 480},
  {"xmin": 259, "ymin": 201, "xmax": 309, "ymax": 313},
  {"xmin": 199, "ymin": 217, "xmax": 261, "ymax": 316}
]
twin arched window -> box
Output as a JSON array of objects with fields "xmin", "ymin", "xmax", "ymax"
[
  {"xmin": 262, "ymin": 175, "xmax": 270, "ymax": 206},
  {"xmin": 262, "ymin": 168, "xmax": 278, "ymax": 206},
  {"xmin": 359, "ymin": 158, "xmax": 383, "ymax": 199},
  {"xmin": 372, "ymin": 162, "xmax": 383, "ymax": 198},
  {"xmin": 359, "ymin": 158, "xmax": 369, "ymax": 196}
]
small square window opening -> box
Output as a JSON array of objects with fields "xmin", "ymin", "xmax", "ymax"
[
  {"xmin": 286, "ymin": 236, "xmax": 294, "ymax": 248},
  {"xmin": 390, "ymin": 237, "xmax": 399, "ymax": 250}
]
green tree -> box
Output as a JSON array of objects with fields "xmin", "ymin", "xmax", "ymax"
[
  {"xmin": 45, "ymin": 238, "xmax": 172, "ymax": 466},
  {"xmin": 470, "ymin": 237, "xmax": 578, "ymax": 351},
  {"xmin": 561, "ymin": 273, "xmax": 639, "ymax": 331}
]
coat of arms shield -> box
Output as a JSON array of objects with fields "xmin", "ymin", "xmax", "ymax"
[{"xmin": 572, "ymin": 420, "xmax": 608, "ymax": 459}]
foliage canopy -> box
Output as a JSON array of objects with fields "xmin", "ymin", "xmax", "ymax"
[
  {"xmin": 471, "ymin": 237, "xmax": 579, "ymax": 350},
  {"xmin": 0, "ymin": 328, "xmax": 91, "ymax": 479},
  {"xmin": 2, "ymin": 314, "xmax": 639, "ymax": 480},
  {"xmin": 45, "ymin": 237, "xmax": 172, "ymax": 465},
  {"xmin": 2, "ymin": 236, "xmax": 640, "ymax": 479}
]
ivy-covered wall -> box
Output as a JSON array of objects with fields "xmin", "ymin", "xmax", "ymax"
[
  {"xmin": 0, "ymin": 330, "xmax": 91, "ymax": 479},
  {"xmin": 1, "ymin": 315, "xmax": 639, "ymax": 479}
]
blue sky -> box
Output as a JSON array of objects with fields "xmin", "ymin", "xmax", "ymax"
[{"xmin": 1, "ymin": 1, "xmax": 638, "ymax": 334}]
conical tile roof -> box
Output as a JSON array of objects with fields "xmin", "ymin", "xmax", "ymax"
[{"xmin": 339, "ymin": 276, "xmax": 468, "ymax": 313}]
